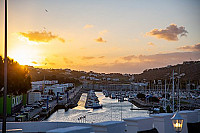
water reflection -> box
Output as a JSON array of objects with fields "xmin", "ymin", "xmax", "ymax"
[{"xmin": 46, "ymin": 92, "xmax": 149, "ymax": 123}]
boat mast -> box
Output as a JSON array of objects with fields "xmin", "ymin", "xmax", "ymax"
[
  {"xmin": 165, "ymin": 79, "xmax": 167, "ymax": 110},
  {"xmin": 178, "ymin": 67, "xmax": 180, "ymax": 111},
  {"xmin": 172, "ymin": 69, "xmax": 175, "ymax": 112}
]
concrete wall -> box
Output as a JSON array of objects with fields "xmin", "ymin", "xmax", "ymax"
[
  {"xmin": 179, "ymin": 110, "xmax": 198, "ymax": 133},
  {"xmin": 0, "ymin": 122, "xmax": 92, "ymax": 132},
  {"xmin": 123, "ymin": 117, "xmax": 153, "ymax": 133},
  {"xmin": 92, "ymin": 121, "xmax": 126, "ymax": 133},
  {"xmin": 195, "ymin": 109, "xmax": 200, "ymax": 122},
  {"xmin": 150, "ymin": 113, "xmax": 175, "ymax": 133},
  {"xmin": 47, "ymin": 126, "xmax": 92, "ymax": 133}
]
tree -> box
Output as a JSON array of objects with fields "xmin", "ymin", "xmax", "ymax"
[
  {"xmin": 0, "ymin": 56, "xmax": 31, "ymax": 95},
  {"xmin": 0, "ymin": 56, "xmax": 3, "ymax": 95}
]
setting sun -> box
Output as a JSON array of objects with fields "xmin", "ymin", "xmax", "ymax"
[{"xmin": 9, "ymin": 45, "xmax": 41, "ymax": 66}]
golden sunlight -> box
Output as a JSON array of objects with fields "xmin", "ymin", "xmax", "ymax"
[
  {"xmin": 9, "ymin": 46, "xmax": 41, "ymax": 66},
  {"xmin": 18, "ymin": 35, "xmax": 47, "ymax": 45}
]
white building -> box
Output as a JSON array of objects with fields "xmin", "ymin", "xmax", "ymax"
[
  {"xmin": 44, "ymin": 83, "xmax": 74, "ymax": 95},
  {"xmin": 31, "ymin": 80, "xmax": 59, "ymax": 91},
  {"xmin": 80, "ymin": 76, "xmax": 86, "ymax": 79},
  {"xmin": 28, "ymin": 92, "xmax": 41, "ymax": 104},
  {"xmin": 112, "ymin": 78, "xmax": 120, "ymax": 81}
]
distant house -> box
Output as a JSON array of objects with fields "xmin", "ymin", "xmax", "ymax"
[
  {"xmin": 107, "ymin": 78, "xmax": 111, "ymax": 81},
  {"xmin": 112, "ymin": 78, "xmax": 120, "ymax": 82},
  {"xmin": 80, "ymin": 76, "xmax": 86, "ymax": 79},
  {"xmin": 89, "ymin": 77, "xmax": 95, "ymax": 80},
  {"xmin": 89, "ymin": 73, "xmax": 98, "ymax": 77}
]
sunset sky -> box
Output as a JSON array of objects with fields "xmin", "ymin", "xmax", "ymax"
[{"xmin": 0, "ymin": 0, "xmax": 200, "ymax": 73}]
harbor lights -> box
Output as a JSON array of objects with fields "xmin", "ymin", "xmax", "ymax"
[{"xmin": 171, "ymin": 112, "xmax": 184, "ymax": 133}]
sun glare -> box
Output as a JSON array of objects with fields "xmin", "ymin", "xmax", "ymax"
[{"xmin": 9, "ymin": 46, "xmax": 41, "ymax": 66}]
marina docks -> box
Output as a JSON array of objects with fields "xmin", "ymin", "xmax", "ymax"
[
  {"xmin": 38, "ymin": 86, "xmax": 83, "ymax": 119},
  {"xmin": 85, "ymin": 90, "xmax": 102, "ymax": 109},
  {"xmin": 8, "ymin": 86, "xmax": 83, "ymax": 122}
]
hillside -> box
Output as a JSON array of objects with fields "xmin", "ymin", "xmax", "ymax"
[{"xmin": 134, "ymin": 61, "xmax": 200, "ymax": 82}]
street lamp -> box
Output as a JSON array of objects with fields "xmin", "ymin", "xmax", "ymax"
[
  {"xmin": 2, "ymin": 0, "xmax": 8, "ymax": 132},
  {"xmin": 171, "ymin": 111, "xmax": 184, "ymax": 133}
]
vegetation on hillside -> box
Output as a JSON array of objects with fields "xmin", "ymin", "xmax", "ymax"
[
  {"xmin": 134, "ymin": 61, "xmax": 200, "ymax": 89},
  {"xmin": 27, "ymin": 67, "xmax": 82, "ymax": 86}
]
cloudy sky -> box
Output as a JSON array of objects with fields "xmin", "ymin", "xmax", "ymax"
[{"xmin": 0, "ymin": 0, "xmax": 200, "ymax": 73}]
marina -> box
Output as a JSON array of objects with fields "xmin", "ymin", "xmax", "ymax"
[{"xmin": 46, "ymin": 92, "xmax": 149, "ymax": 123}]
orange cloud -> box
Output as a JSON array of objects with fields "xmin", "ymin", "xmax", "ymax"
[
  {"xmin": 146, "ymin": 24, "xmax": 188, "ymax": 41},
  {"xmin": 95, "ymin": 37, "xmax": 107, "ymax": 43},
  {"xmin": 49, "ymin": 62, "xmax": 56, "ymax": 65},
  {"xmin": 177, "ymin": 43, "xmax": 200, "ymax": 52},
  {"xmin": 31, "ymin": 61, "xmax": 38, "ymax": 64},
  {"xmin": 19, "ymin": 31, "xmax": 65, "ymax": 43},
  {"xmin": 122, "ymin": 55, "xmax": 137, "ymax": 61},
  {"xmin": 148, "ymin": 42, "xmax": 155, "ymax": 46},
  {"xmin": 78, "ymin": 52, "xmax": 199, "ymax": 74},
  {"xmin": 99, "ymin": 56, "xmax": 105, "ymax": 59},
  {"xmin": 82, "ymin": 56, "xmax": 95, "ymax": 60},
  {"xmin": 63, "ymin": 57, "xmax": 73, "ymax": 64},
  {"xmin": 99, "ymin": 30, "xmax": 108, "ymax": 36},
  {"xmin": 83, "ymin": 24, "xmax": 94, "ymax": 29}
]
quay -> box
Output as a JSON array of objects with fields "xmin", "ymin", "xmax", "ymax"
[
  {"xmin": 39, "ymin": 85, "xmax": 83, "ymax": 120},
  {"xmin": 129, "ymin": 98, "xmax": 159, "ymax": 109},
  {"xmin": 11, "ymin": 85, "xmax": 84, "ymax": 122},
  {"xmin": 129, "ymin": 98, "xmax": 200, "ymax": 111}
]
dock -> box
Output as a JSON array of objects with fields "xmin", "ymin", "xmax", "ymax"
[
  {"xmin": 28, "ymin": 85, "xmax": 83, "ymax": 121},
  {"xmin": 129, "ymin": 98, "xmax": 160, "ymax": 109}
]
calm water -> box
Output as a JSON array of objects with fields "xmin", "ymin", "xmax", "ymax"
[{"xmin": 46, "ymin": 92, "xmax": 149, "ymax": 123}]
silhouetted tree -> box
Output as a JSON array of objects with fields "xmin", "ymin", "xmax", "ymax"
[{"xmin": 0, "ymin": 56, "xmax": 31, "ymax": 95}]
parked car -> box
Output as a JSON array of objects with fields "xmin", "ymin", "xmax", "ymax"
[
  {"xmin": 49, "ymin": 96, "xmax": 53, "ymax": 101},
  {"xmin": 59, "ymin": 96, "xmax": 63, "ymax": 100},
  {"xmin": 42, "ymin": 105, "xmax": 47, "ymax": 112},
  {"xmin": 33, "ymin": 104, "xmax": 40, "ymax": 108}
]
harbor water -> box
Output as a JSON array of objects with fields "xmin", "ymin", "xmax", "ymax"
[{"xmin": 46, "ymin": 92, "xmax": 149, "ymax": 123}]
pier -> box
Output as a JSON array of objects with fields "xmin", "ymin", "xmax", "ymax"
[{"xmin": 129, "ymin": 98, "xmax": 160, "ymax": 109}]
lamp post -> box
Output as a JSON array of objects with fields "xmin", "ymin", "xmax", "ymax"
[
  {"xmin": 2, "ymin": 0, "xmax": 8, "ymax": 132},
  {"xmin": 171, "ymin": 111, "xmax": 184, "ymax": 133}
]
